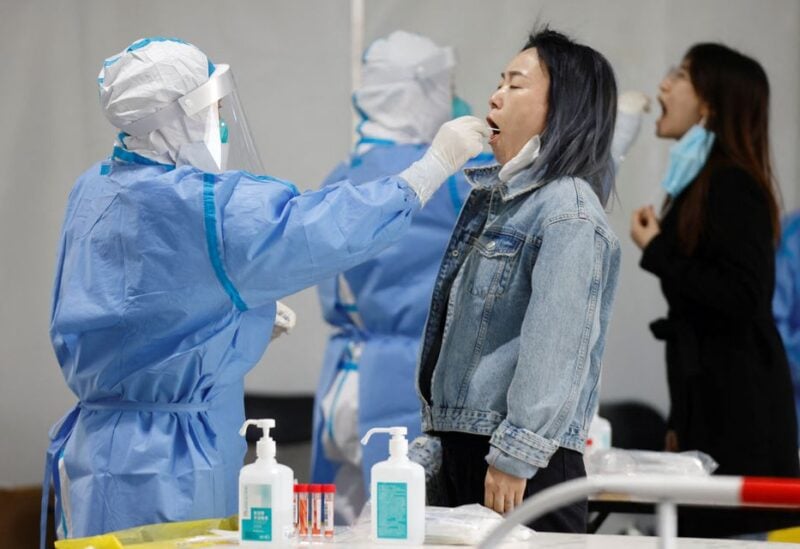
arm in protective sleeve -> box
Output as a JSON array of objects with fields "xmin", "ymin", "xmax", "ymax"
[
  {"xmin": 611, "ymin": 91, "xmax": 649, "ymax": 167},
  {"xmin": 486, "ymin": 218, "xmax": 614, "ymax": 478},
  {"xmin": 641, "ymin": 168, "xmax": 775, "ymax": 321},
  {"xmin": 611, "ymin": 110, "xmax": 643, "ymax": 170},
  {"xmin": 219, "ymin": 173, "xmax": 420, "ymax": 307},
  {"xmin": 315, "ymin": 160, "xmax": 361, "ymax": 327}
]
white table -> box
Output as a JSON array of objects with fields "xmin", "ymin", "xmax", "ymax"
[{"xmin": 204, "ymin": 532, "xmax": 799, "ymax": 547}]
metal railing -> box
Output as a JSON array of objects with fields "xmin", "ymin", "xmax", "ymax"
[{"xmin": 478, "ymin": 474, "xmax": 800, "ymax": 549}]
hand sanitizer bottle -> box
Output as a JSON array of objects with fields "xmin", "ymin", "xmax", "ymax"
[
  {"xmin": 239, "ymin": 419, "xmax": 294, "ymax": 547},
  {"xmin": 361, "ymin": 426, "xmax": 425, "ymax": 545}
]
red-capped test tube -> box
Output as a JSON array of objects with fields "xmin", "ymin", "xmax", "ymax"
[
  {"xmin": 294, "ymin": 483, "xmax": 310, "ymax": 537},
  {"xmin": 322, "ymin": 484, "xmax": 336, "ymax": 538},
  {"xmin": 310, "ymin": 484, "xmax": 323, "ymax": 538}
]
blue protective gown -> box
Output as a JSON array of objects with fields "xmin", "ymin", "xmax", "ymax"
[
  {"xmin": 45, "ymin": 146, "xmax": 420, "ymax": 541},
  {"xmin": 774, "ymin": 211, "xmax": 800, "ymax": 444},
  {"xmin": 310, "ymin": 143, "xmax": 493, "ymax": 492}
]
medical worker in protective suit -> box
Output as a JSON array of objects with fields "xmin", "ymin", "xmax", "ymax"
[
  {"xmin": 44, "ymin": 37, "xmax": 489, "ymax": 543},
  {"xmin": 310, "ymin": 31, "xmax": 493, "ymax": 523},
  {"xmin": 774, "ymin": 211, "xmax": 800, "ymax": 444},
  {"xmin": 310, "ymin": 30, "xmax": 651, "ymax": 523}
]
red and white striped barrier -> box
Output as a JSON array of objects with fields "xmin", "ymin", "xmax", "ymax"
[{"xmin": 477, "ymin": 474, "xmax": 800, "ymax": 549}]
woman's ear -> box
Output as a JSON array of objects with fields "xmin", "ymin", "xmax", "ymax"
[{"xmin": 699, "ymin": 102, "xmax": 712, "ymax": 122}]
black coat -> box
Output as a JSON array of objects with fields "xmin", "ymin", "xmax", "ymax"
[{"xmin": 641, "ymin": 165, "xmax": 800, "ymax": 536}]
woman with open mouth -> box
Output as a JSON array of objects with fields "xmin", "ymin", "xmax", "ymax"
[
  {"xmin": 413, "ymin": 26, "xmax": 620, "ymax": 532},
  {"xmin": 631, "ymin": 43, "xmax": 799, "ymax": 538}
]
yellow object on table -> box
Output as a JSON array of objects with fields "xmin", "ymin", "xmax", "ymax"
[
  {"xmin": 768, "ymin": 526, "xmax": 800, "ymax": 542},
  {"xmin": 54, "ymin": 516, "xmax": 238, "ymax": 548}
]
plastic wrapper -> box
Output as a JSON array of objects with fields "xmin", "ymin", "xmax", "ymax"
[
  {"xmin": 422, "ymin": 504, "xmax": 535, "ymax": 545},
  {"xmin": 586, "ymin": 448, "xmax": 718, "ymax": 477},
  {"xmin": 54, "ymin": 516, "xmax": 238, "ymax": 548},
  {"xmin": 336, "ymin": 502, "xmax": 535, "ymax": 545}
]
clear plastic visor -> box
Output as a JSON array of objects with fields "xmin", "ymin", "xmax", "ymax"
[
  {"xmin": 178, "ymin": 64, "xmax": 264, "ymax": 174},
  {"xmin": 119, "ymin": 63, "xmax": 264, "ymax": 174}
]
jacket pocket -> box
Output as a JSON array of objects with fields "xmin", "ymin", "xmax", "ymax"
[{"xmin": 466, "ymin": 230, "xmax": 524, "ymax": 297}]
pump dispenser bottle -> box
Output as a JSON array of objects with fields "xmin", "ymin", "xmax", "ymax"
[
  {"xmin": 361, "ymin": 426, "xmax": 425, "ymax": 545},
  {"xmin": 239, "ymin": 419, "xmax": 294, "ymax": 547}
]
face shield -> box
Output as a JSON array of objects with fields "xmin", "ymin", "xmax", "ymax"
[{"xmin": 117, "ymin": 64, "xmax": 264, "ymax": 174}]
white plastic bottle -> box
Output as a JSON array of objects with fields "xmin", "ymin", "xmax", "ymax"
[
  {"xmin": 587, "ymin": 414, "xmax": 612, "ymax": 452},
  {"xmin": 360, "ymin": 427, "xmax": 425, "ymax": 545},
  {"xmin": 239, "ymin": 419, "xmax": 294, "ymax": 547}
]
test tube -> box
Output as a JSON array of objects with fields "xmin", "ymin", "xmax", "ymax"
[
  {"xmin": 295, "ymin": 483, "xmax": 309, "ymax": 538},
  {"xmin": 323, "ymin": 484, "xmax": 336, "ymax": 538},
  {"xmin": 310, "ymin": 484, "xmax": 323, "ymax": 538}
]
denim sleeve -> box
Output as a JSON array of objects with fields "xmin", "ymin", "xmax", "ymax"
[{"xmin": 486, "ymin": 217, "xmax": 607, "ymax": 479}]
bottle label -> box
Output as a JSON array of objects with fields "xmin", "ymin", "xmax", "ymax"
[
  {"xmin": 241, "ymin": 484, "xmax": 272, "ymax": 541},
  {"xmin": 376, "ymin": 482, "xmax": 408, "ymax": 539}
]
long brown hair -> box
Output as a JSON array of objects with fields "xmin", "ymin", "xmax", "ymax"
[{"xmin": 675, "ymin": 43, "xmax": 780, "ymax": 254}]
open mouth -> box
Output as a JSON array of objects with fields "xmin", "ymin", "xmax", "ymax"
[
  {"xmin": 657, "ymin": 97, "xmax": 667, "ymax": 120},
  {"xmin": 487, "ymin": 117, "xmax": 500, "ymax": 144}
]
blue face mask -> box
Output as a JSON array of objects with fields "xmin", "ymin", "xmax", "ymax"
[
  {"xmin": 661, "ymin": 123, "xmax": 715, "ymax": 198},
  {"xmin": 452, "ymin": 95, "xmax": 472, "ymax": 118}
]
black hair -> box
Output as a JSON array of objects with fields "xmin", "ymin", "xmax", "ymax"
[
  {"xmin": 675, "ymin": 43, "xmax": 780, "ymax": 252},
  {"xmin": 522, "ymin": 27, "xmax": 618, "ymax": 206}
]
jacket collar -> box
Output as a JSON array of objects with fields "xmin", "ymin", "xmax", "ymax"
[{"xmin": 464, "ymin": 160, "xmax": 548, "ymax": 201}]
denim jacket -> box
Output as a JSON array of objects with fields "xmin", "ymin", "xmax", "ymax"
[{"xmin": 415, "ymin": 162, "xmax": 621, "ymax": 479}]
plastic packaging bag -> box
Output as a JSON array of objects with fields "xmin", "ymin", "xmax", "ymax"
[
  {"xmin": 423, "ymin": 504, "xmax": 535, "ymax": 545},
  {"xmin": 586, "ymin": 448, "xmax": 718, "ymax": 477},
  {"xmin": 337, "ymin": 502, "xmax": 535, "ymax": 545},
  {"xmin": 54, "ymin": 516, "xmax": 238, "ymax": 548}
]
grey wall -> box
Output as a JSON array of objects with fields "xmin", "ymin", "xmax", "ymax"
[{"xmin": 1, "ymin": 0, "xmax": 798, "ymax": 485}]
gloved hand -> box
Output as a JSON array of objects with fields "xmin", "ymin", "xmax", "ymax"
[
  {"xmin": 271, "ymin": 301, "xmax": 296, "ymax": 340},
  {"xmin": 612, "ymin": 90, "xmax": 651, "ymax": 165},
  {"xmin": 618, "ymin": 90, "xmax": 651, "ymax": 114},
  {"xmin": 400, "ymin": 116, "xmax": 491, "ymax": 204}
]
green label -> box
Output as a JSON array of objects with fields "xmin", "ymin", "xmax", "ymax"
[
  {"xmin": 241, "ymin": 485, "xmax": 272, "ymax": 541},
  {"xmin": 377, "ymin": 482, "xmax": 408, "ymax": 539}
]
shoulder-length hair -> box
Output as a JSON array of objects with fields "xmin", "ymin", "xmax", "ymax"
[
  {"xmin": 677, "ymin": 43, "xmax": 780, "ymax": 254},
  {"xmin": 522, "ymin": 27, "xmax": 618, "ymax": 207}
]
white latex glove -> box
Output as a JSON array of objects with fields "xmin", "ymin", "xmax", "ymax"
[
  {"xmin": 612, "ymin": 90, "xmax": 651, "ymax": 165},
  {"xmin": 400, "ymin": 116, "xmax": 491, "ymax": 204},
  {"xmin": 618, "ymin": 90, "xmax": 651, "ymax": 114},
  {"xmin": 271, "ymin": 301, "xmax": 296, "ymax": 340}
]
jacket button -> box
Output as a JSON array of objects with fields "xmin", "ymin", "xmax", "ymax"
[
  {"xmin": 451, "ymin": 250, "xmax": 459, "ymax": 258},
  {"xmin": 486, "ymin": 240, "xmax": 497, "ymax": 250}
]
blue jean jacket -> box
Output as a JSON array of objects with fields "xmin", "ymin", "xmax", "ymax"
[{"xmin": 416, "ymin": 163, "xmax": 621, "ymax": 479}]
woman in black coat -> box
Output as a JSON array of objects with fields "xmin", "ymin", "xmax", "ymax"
[{"xmin": 631, "ymin": 43, "xmax": 800, "ymax": 537}]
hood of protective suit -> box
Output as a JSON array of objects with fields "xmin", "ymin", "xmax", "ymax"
[
  {"xmin": 354, "ymin": 31, "xmax": 454, "ymax": 150},
  {"xmin": 98, "ymin": 37, "xmax": 214, "ymax": 165}
]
